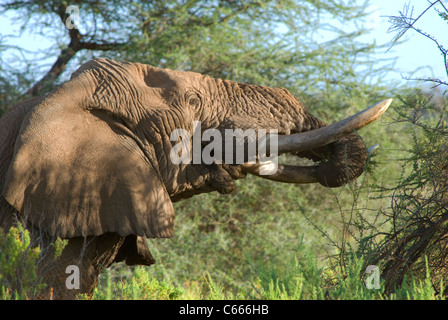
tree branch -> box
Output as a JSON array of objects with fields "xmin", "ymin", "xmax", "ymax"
[
  {"xmin": 26, "ymin": 47, "xmax": 76, "ymax": 96},
  {"xmin": 26, "ymin": 3, "xmax": 125, "ymax": 97}
]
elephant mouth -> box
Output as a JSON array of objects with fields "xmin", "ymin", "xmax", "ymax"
[{"xmin": 241, "ymin": 98, "xmax": 392, "ymax": 185}]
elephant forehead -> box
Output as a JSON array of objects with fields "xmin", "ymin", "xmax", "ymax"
[{"xmin": 140, "ymin": 65, "xmax": 210, "ymax": 92}]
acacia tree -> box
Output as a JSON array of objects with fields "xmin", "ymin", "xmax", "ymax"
[
  {"xmin": 362, "ymin": 0, "xmax": 448, "ymax": 295},
  {"xmin": 1, "ymin": 0, "xmax": 386, "ymax": 113}
]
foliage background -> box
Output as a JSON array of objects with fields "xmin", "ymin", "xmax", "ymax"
[{"xmin": 0, "ymin": 0, "xmax": 447, "ymax": 299}]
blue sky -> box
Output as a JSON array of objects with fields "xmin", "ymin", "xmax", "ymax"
[
  {"xmin": 1, "ymin": 0, "xmax": 447, "ymax": 86},
  {"xmin": 362, "ymin": 0, "xmax": 448, "ymax": 83}
]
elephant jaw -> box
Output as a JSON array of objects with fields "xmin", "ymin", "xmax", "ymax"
[{"xmin": 241, "ymin": 98, "xmax": 392, "ymax": 186}]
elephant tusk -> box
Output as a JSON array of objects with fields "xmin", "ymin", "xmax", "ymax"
[
  {"xmin": 243, "ymin": 143, "xmax": 382, "ymax": 184},
  {"xmin": 242, "ymin": 141, "xmax": 387, "ymax": 185},
  {"xmin": 243, "ymin": 100, "xmax": 391, "ymax": 184},
  {"xmin": 242, "ymin": 162, "xmax": 319, "ymax": 184},
  {"xmin": 273, "ymin": 99, "xmax": 392, "ymax": 154},
  {"xmin": 368, "ymin": 144, "xmax": 379, "ymax": 155}
]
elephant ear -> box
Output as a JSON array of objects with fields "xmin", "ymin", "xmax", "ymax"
[{"xmin": 2, "ymin": 59, "xmax": 174, "ymax": 239}]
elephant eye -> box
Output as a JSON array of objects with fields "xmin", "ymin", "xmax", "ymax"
[{"xmin": 189, "ymin": 97, "xmax": 200, "ymax": 106}]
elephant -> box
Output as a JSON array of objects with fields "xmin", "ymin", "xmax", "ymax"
[{"xmin": 0, "ymin": 58, "xmax": 391, "ymax": 299}]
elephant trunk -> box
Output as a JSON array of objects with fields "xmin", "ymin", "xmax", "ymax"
[
  {"xmin": 303, "ymin": 132, "xmax": 368, "ymax": 187},
  {"xmin": 242, "ymin": 99, "xmax": 391, "ymax": 187}
]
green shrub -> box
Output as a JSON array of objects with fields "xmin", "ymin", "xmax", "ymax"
[
  {"xmin": 369, "ymin": 90, "xmax": 448, "ymax": 295},
  {"xmin": 0, "ymin": 225, "xmax": 45, "ymax": 299},
  {"xmin": 90, "ymin": 265, "xmax": 183, "ymax": 300}
]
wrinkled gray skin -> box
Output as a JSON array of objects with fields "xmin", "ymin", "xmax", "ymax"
[{"xmin": 0, "ymin": 58, "xmax": 367, "ymax": 299}]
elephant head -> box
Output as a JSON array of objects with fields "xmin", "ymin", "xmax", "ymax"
[{"xmin": 0, "ymin": 58, "xmax": 390, "ymax": 298}]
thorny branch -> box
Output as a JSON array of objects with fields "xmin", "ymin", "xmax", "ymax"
[{"xmin": 387, "ymin": 1, "xmax": 448, "ymax": 82}]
